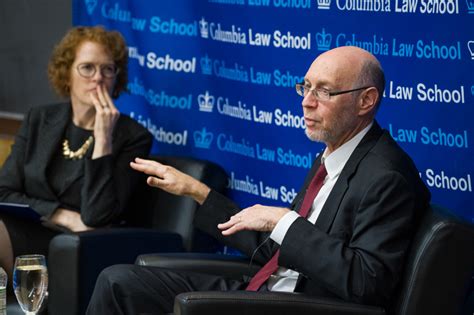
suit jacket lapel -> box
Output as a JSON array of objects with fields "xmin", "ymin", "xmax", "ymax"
[
  {"xmin": 35, "ymin": 103, "xmax": 71, "ymax": 196},
  {"xmin": 314, "ymin": 122, "xmax": 383, "ymax": 233}
]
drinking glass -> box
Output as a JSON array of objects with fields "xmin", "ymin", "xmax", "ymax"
[{"xmin": 13, "ymin": 255, "xmax": 48, "ymax": 315}]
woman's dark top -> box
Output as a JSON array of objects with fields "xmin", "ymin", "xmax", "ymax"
[{"xmin": 47, "ymin": 122, "xmax": 94, "ymax": 213}]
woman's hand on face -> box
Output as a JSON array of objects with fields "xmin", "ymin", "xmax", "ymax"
[
  {"xmin": 90, "ymin": 84, "xmax": 119, "ymax": 141},
  {"xmin": 90, "ymin": 85, "xmax": 120, "ymax": 158}
]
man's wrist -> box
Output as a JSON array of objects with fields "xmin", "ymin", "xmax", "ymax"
[
  {"xmin": 189, "ymin": 182, "xmax": 211, "ymax": 205},
  {"xmin": 270, "ymin": 211, "xmax": 300, "ymax": 245}
]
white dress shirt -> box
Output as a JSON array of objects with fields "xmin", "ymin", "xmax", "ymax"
[{"xmin": 267, "ymin": 122, "xmax": 373, "ymax": 292}]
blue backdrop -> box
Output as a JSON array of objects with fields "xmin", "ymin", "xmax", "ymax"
[{"xmin": 73, "ymin": 0, "xmax": 473, "ymax": 222}]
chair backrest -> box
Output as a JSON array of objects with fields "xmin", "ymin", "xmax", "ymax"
[
  {"xmin": 390, "ymin": 204, "xmax": 474, "ymax": 315},
  {"xmin": 125, "ymin": 155, "xmax": 228, "ymax": 252}
]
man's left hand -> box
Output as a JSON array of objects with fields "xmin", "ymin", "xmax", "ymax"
[{"xmin": 218, "ymin": 205, "xmax": 289, "ymax": 236}]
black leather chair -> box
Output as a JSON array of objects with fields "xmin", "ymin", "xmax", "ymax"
[
  {"xmin": 45, "ymin": 155, "xmax": 228, "ymax": 315},
  {"xmin": 137, "ymin": 204, "xmax": 474, "ymax": 315}
]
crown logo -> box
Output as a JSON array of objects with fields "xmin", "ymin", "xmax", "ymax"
[
  {"xmin": 193, "ymin": 128, "xmax": 213, "ymax": 149},
  {"xmin": 200, "ymin": 55, "xmax": 212, "ymax": 75},
  {"xmin": 467, "ymin": 0, "xmax": 474, "ymax": 13},
  {"xmin": 316, "ymin": 28, "xmax": 332, "ymax": 51},
  {"xmin": 84, "ymin": 0, "xmax": 98, "ymax": 15},
  {"xmin": 317, "ymin": 0, "xmax": 331, "ymax": 9},
  {"xmin": 198, "ymin": 91, "xmax": 215, "ymax": 112},
  {"xmin": 199, "ymin": 17, "xmax": 209, "ymax": 38},
  {"xmin": 468, "ymin": 41, "xmax": 474, "ymax": 60}
]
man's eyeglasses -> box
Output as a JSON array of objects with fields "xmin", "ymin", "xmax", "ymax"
[
  {"xmin": 76, "ymin": 63, "xmax": 119, "ymax": 79},
  {"xmin": 295, "ymin": 83, "xmax": 371, "ymax": 101}
]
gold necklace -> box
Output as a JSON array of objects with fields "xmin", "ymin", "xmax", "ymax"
[{"xmin": 62, "ymin": 136, "xmax": 94, "ymax": 160}]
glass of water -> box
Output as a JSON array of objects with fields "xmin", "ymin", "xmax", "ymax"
[{"xmin": 13, "ymin": 255, "xmax": 48, "ymax": 315}]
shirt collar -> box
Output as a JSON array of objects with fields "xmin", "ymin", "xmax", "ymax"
[{"xmin": 322, "ymin": 122, "xmax": 373, "ymax": 179}]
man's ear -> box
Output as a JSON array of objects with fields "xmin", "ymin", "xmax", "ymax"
[{"xmin": 358, "ymin": 87, "xmax": 379, "ymax": 116}]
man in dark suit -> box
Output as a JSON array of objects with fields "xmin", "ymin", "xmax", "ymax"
[{"xmin": 86, "ymin": 46, "xmax": 430, "ymax": 314}]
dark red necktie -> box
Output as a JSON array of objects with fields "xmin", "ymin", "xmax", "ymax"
[{"xmin": 246, "ymin": 163, "xmax": 328, "ymax": 291}]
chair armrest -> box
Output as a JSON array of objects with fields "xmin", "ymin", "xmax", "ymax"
[
  {"xmin": 48, "ymin": 228, "xmax": 183, "ymax": 315},
  {"xmin": 174, "ymin": 291, "xmax": 386, "ymax": 315},
  {"xmin": 136, "ymin": 255, "xmax": 386, "ymax": 315},
  {"xmin": 136, "ymin": 252, "xmax": 260, "ymax": 280}
]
